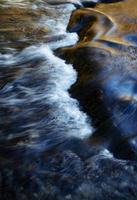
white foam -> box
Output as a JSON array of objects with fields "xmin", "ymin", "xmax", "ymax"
[
  {"xmin": 0, "ymin": 45, "xmax": 94, "ymax": 143},
  {"xmin": 99, "ymin": 149, "xmax": 113, "ymax": 158},
  {"xmin": 0, "ymin": 0, "xmax": 93, "ymax": 148},
  {"xmin": 48, "ymin": 33, "xmax": 78, "ymax": 49},
  {"xmin": 31, "ymin": 45, "xmax": 93, "ymax": 139}
]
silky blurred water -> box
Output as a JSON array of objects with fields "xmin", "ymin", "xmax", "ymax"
[
  {"xmin": 0, "ymin": 0, "xmax": 94, "ymax": 156},
  {"xmin": 1, "ymin": 1, "xmax": 137, "ymax": 200}
]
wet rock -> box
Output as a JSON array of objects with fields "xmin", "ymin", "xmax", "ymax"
[
  {"xmin": 98, "ymin": 0, "xmax": 125, "ymax": 3},
  {"xmin": 67, "ymin": 8, "xmax": 114, "ymax": 42},
  {"xmin": 1, "ymin": 149, "xmax": 137, "ymax": 200},
  {"xmin": 55, "ymin": 0, "xmax": 137, "ymax": 161},
  {"xmin": 81, "ymin": 0, "xmax": 124, "ymax": 8},
  {"xmin": 56, "ymin": 42, "xmax": 137, "ymax": 160},
  {"xmin": 67, "ymin": 0, "xmax": 137, "ymax": 44}
]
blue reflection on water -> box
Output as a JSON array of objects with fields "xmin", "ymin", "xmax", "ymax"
[
  {"xmin": 124, "ymin": 34, "xmax": 137, "ymax": 45},
  {"xmin": 103, "ymin": 74, "xmax": 137, "ymax": 137}
]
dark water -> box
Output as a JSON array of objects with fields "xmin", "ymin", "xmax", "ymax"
[{"xmin": 1, "ymin": 0, "xmax": 137, "ymax": 199}]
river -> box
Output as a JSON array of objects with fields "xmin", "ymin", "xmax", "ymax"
[{"xmin": 1, "ymin": 0, "xmax": 137, "ymax": 199}]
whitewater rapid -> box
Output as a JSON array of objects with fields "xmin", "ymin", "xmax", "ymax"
[{"xmin": 0, "ymin": 39, "xmax": 94, "ymax": 152}]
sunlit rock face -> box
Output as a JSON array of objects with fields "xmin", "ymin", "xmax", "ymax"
[
  {"xmin": 67, "ymin": 0, "xmax": 137, "ymax": 44},
  {"xmin": 1, "ymin": 0, "xmax": 137, "ymax": 200}
]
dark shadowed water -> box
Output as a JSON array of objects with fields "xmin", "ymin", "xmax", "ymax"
[{"xmin": 1, "ymin": 0, "xmax": 137, "ymax": 199}]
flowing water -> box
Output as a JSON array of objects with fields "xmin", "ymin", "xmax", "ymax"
[
  {"xmin": 1, "ymin": 0, "xmax": 137, "ymax": 199},
  {"xmin": 0, "ymin": 0, "xmax": 94, "ymax": 153}
]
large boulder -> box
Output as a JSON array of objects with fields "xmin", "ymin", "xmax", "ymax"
[{"xmin": 56, "ymin": 0, "xmax": 137, "ymax": 160}]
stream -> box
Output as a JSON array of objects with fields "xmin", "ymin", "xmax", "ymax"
[{"xmin": 1, "ymin": 0, "xmax": 137, "ymax": 200}]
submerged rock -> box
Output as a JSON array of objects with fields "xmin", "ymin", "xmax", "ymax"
[
  {"xmin": 1, "ymin": 0, "xmax": 137, "ymax": 199},
  {"xmin": 0, "ymin": 1, "xmax": 75, "ymax": 50},
  {"xmin": 0, "ymin": 6, "xmax": 49, "ymax": 42},
  {"xmin": 1, "ymin": 147, "xmax": 137, "ymax": 200}
]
